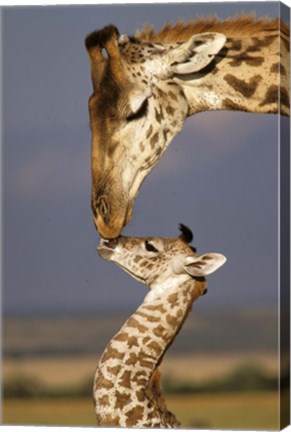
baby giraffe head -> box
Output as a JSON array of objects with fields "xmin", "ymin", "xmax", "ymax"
[{"xmin": 97, "ymin": 224, "xmax": 226, "ymax": 297}]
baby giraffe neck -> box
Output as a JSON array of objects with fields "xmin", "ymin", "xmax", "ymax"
[{"xmin": 94, "ymin": 278, "xmax": 206, "ymax": 428}]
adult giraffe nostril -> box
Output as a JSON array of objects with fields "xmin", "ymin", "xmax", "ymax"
[{"xmin": 97, "ymin": 196, "xmax": 110, "ymax": 221}]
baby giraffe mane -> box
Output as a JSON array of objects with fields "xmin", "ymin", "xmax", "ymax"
[{"xmin": 135, "ymin": 14, "xmax": 289, "ymax": 42}]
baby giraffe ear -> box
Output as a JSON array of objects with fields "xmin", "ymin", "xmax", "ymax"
[
  {"xmin": 163, "ymin": 32, "xmax": 226, "ymax": 76},
  {"xmin": 184, "ymin": 253, "xmax": 226, "ymax": 277}
]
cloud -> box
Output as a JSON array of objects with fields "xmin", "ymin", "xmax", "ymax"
[
  {"xmin": 186, "ymin": 110, "xmax": 275, "ymax": 148},
  {"xmin": 146, "ymin": 111, "xmax": 278, "ymax": 181},
  {"xmin": 12, "ymin": 141, "xmax": 90, "ymax": 201}
]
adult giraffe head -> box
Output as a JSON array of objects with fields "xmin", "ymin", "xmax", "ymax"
[
  {"xmin": 85, "ymin": 24, "xmax": 226, "ymax": 238},
  {"xmin": 85, "ymin": 17, "xmax": 289, "ymax": 238}
]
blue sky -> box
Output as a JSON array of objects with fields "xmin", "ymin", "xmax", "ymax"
[{"xmin": 1, "ymin": 2, "xmax": 286, "ymax": 314}]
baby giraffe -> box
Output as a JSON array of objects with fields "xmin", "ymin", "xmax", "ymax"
[{"xmin": 95, "ymin": 224, "xmax": 226, "ymax": 428}]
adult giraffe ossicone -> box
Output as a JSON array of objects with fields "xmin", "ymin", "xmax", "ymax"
[{"xmin": 85, "ymin": 16, "xmax": 290, "ymax": 238}]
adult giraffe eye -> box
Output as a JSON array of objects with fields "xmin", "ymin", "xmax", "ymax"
[
  {"xmin": 145, "ymin": 239, "xmax": 159, "ymax": 253},
  {"xmin": 126, "ymin": 99, "xmax": 148, "ymax": 122}
]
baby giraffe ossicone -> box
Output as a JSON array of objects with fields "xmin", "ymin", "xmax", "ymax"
[{"xmin": 95, "ymin": 224, "xmax": 226, "ymax": 428}]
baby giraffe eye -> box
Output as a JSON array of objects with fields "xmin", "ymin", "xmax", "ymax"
[{"xmin": 145, "ymin": 239, "xmax": 159, "ymax": 253}]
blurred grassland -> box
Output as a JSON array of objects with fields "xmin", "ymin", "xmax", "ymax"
[
  {"xmin": 3, "ymin": 393, "xmax": 278, "ymax": 429},
  {"xmin": 2, "ymin": 353, "xmax": 281, "ymax": 429},
  {"xmin": 3, "ymin": 310, "xmax": 282, "ymax": 429},
  {"xmin": 3, "ymin": 352, "xmax": 278, "ymax": 389}
]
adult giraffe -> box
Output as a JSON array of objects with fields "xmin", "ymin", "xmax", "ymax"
[{"xmin": 85, "ymin": 15, "xmax": 290, "ymax": 239}]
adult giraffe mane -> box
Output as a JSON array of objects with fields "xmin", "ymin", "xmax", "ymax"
[{"xmin": 135, "ymin": 14, "xmax": 289, "ymax": 42}]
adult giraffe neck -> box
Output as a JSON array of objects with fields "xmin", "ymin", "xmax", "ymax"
[
  {"xmin": 93, "ymin": 277, "xmax": 206, "ymax": 428},
  {"xmin": 175, "ymin": 32, "xmax": 289, "ymax": 116}
]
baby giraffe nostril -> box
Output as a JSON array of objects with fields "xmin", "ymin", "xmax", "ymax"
[{"xmin": 102, "ymin": 237, "xmax": 120, "ymax": 249}]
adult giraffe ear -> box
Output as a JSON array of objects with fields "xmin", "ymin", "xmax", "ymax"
[
  {"xmin": 161, "ymin": 32, "xmax": 226, "ymax": 77},
  {"xmin": 184, "ymin": 253, "xmax": 227, "ymax": 277}
]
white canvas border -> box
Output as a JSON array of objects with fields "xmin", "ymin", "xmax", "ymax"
[{"xmin": 0, "ymin": 1, "xmax": 290, "ymax": 432}]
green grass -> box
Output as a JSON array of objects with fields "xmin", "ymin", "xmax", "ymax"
[
  {"xmin": 166, "ymin": 392, "xmax": 279, "ymax": 429},
  {"xmin": 3, "ymin": 392, "xmax": 278, "ymax": 429},
  {"xmin": 3, "ymin": 398, "xmax": 96, "ymax": 426}
]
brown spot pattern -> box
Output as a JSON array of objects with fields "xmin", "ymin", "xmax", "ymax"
[
  {"xmin": 280, "ymin": 63, "xmax": 286, "ymax": 76},
  {"xmin": 155, "ymin": 148, "xmax": 162, "ymax": 158},
  {"xmin": 125, "ymin": 406, "xmax": 144, "ymax": 426},
  {"xmin": 147, "ymin": 340, "xmax": 162, "ymax": 354},
  {"xmin": 143, "ymin": 304, "xmax": 167, "ymax": 313},
  {"xmin": 95, "ymin": 372, "xmax": 112, "ymax": 390},
  {"xmin": 136, "ymin": 390, "xmax": 146, "ymax": 402},
  {"xmin": 136, "ymin": 311, "xmax": 161, "ymax": 322},
  {"xmin": 280, "ymin": 88, "xmax": 290, "ymax": 109},
  {"xmin": 127, "ymin": 336, "xmax": 139, "ymax": 348},
  {"xmin": 228, "ymin": 38, "xmax": 242, "ymax": 51},
  {"xmin": 115, "ymin": 390, "xmax": 132, "ymax": 409},
  {"xmin": 167, "ymin": 292, "xmax": 179, "ymax": 307},
  {"xmin": 168, "ymin": 90, "xmax": 178, "ymax": 101},
  {"xmin": 176, "ymin": 308, "xmax": 184, "ymax": 318},
  {"xmin": 166, "ymin": 105, "xmax": 175, "ymax": 115},
  {"xmin": 229, "ymin": 54, "xmax": 264, "ymax": 67},
  {"xmin": 224, "ymin": 73, "xmax": 262, "ymax": 98},
  {"xmin": 259, "ymin": 85, "xmax": 278, "ymax": 106},
  {"xmin": 145, "ymin": 125, "xmax": 153, "ymax": 139},
  {"xmin": 211, "ymin": 66, "xmax": 219, "ymax": 75},
  {"xmin": 222, "ymin": 98, "xmax": 248, "ymax": 111},
  {"xmin": 119, "ymin": 370, "xmax": 132, "ymax": 388},
  {"xmin": 97, "ymin": 413, "xmax": 120, "ymax": 426},
  {"xmin": 126, "ymin": 352, "xmax": 139, "ymax": 365},
  {"xmin": 127, "ymin": 317, "xmax": 148, "ymax": 332},
  {"xmin": 154, "ymin": 107, "xmax": 164, "ymax": 123},
  {"xmin": 101, "ymin": 346, "xmax": 124, "ymax": 363},
  {"xmin": 140, "ymin": 358, "xmax": 154, "ymax": 368},
  {"xmin": 270, "ymin": 62, "xmax": 279, "ymax": 73},
  {"xmin": 249, "ymin": 36, "xmax": 276, "ymax": 52},
  {"xmin": 150, "ymin": 132, "xmax": 159, "ymax": 149},
  {"xmin": 166, "ymin": 314, "xmax": 178, "ymax": 326},
  {"xmin": 99, "ymin": 395, "xmax": 110, "ymax": 405},
  {"xmin": 153, "ymin": 325, "xmax": 166, "ymax": 338},
  {"xmin": 163, "ymin": 128, "xmax": 170, "ymax": 141},
  {"xmin": 107, "ymin": 365, "xmax": 121, "ymax": 375},
  {"xmin": 133, "ymin": 370, "xmax": 147, "ymax": 386},
  {"xmin": 114, "ymin": 332, "xmax": 129, "ymax": 342}
]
